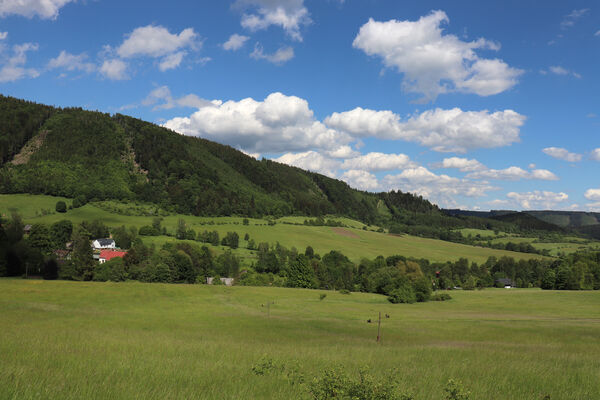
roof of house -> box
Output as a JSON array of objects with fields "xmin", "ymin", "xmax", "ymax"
[
  {"xmin": 95, "ymin": 238, "xmax": 115, "ymax": 246},
  {"xmin": 99, "ymin": 250, "xmax": 127, "ymax": 261}
]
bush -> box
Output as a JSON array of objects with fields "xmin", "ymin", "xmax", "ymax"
[
  {"xmin": 138, "ymin": 225, "xmax": 160, "ymax": 236},
  {"xmin": 388, "ymin": 283, "xmax": 416, "ymax": 304},
  {"xmin": 339, "ymin": 289, "xmax": 351, "ymax": 295},
  {"xmin": 319, "ymin": 293, "xmax": 327, "ymax": 301},
  {"xmin": 55, "ymin": 201, "xmax": 67, "ymax": 213},
  {"xmin": 444, "ymin": 379, "xmax": 470, "ymax": 400},
  {"xmin": 431, "ymin": 293, "xmax": 452, "ymax": 301}
]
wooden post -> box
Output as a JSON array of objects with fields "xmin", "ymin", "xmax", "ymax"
[{"xmin": 376, "ymin": 311, "xmax": 381, "ymax": 343}]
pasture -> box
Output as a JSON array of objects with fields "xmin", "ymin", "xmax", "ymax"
[
  {"xmin": 0, "ymin": 194, "xmax": 547, "ymax": 264},
  {"xmin": 0, "ymin": 279, "xmax": 599, "ymax": 399}
]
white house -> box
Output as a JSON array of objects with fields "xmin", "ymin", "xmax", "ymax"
[{"xmin": 92, "ymin": 238, "xmax": 116, "ymax": 250}]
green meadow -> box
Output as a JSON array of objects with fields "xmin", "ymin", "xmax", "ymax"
[
  {"xmin": 0, "ymin": 279, "xmax": 598, "ymax": 399},
  {"xmin": 0, "ymin": 194, "xmax": 547, "ymax": 264}
]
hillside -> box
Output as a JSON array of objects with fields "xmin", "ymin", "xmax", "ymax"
[{"xmin": 0, "ymin": 95, "xmax": 439, "ymax": 226}]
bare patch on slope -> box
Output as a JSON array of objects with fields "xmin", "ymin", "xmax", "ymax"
[{"xmin": 10, "ymin": 130, "xmax": 48, "ymax": 165}]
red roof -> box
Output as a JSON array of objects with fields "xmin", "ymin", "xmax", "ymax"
[{"xmin": 99, "ymin": 250, "xmax": 127, "ymax": 261}]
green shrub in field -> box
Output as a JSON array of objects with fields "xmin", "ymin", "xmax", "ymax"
[
  {"xmin": 308, "ymin": 366, "xmax": 414, "ymax": 400},
  {"xmin": 444, "ymin": 379, "xmax": 470, "ymax": 400},
  {"xmin": 339, "ymin": 289, "xmax": 351, "ymax": 295},
  {"xmin": 319, "ymin": 293, "xmax": 327, "ymax": 301},
  {"xmin": 387, "ymin": 282, "xmax": 416, "ymax": 304},
  {"xmin": 55, "ymin": 201, "xmax": 67, "ymax": 213},
  {"xmin": 431, "ymin": 293, "xmax": 452, "ymax": 301}
]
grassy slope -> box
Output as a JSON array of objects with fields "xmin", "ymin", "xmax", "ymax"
[
  {"xmin": 0, "ymin": 194, "xmax": 546, "ymax": 263},
  {"xmin": 0, "ymin": 279, "xmax": 599, "ymax": 400}
]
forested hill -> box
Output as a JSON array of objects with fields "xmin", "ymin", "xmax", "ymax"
[{"xmin": 0, "ymin": 94, "xmax": 442, "ymax": 224}]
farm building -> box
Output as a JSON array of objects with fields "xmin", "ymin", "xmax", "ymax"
[
  {"xmin": 99, "ymin": 249, "xmax": 127, "ymax": 264},
  {"xmin": 496, "ymin": 278, "xmax": 514, "ymax": 288},
  {"xmin": 92, "ymin": 238, "xmax": 116, "ymax": 250}
]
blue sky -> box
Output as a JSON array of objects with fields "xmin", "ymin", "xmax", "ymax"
[{"xmin": 1, "ymin": 0, "xmax": 599, "ymax": 211}]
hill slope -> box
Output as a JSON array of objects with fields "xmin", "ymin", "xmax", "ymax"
[{"xmin": 0, "ymin": 95, "xmax": 439, "ymax": 224}]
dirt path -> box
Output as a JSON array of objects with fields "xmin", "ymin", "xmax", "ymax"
[{"xmin": 331, "ymin": 227, "xmax": 360, "ymax": 239}]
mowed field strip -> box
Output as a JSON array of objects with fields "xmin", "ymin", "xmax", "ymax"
[{"xmin": 0, "ymin": 279, "xmax": 599, "ymax": 399}]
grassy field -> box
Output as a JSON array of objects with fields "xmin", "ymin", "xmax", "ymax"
[
  {"xmin": 0, "ymin": 279, "xmax": 598, "ymax": 399},
  {"xmin": 0, "ymin": 194, "xmax": 547, "ymax": 264}
]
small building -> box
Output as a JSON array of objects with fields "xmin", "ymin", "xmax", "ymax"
[
  {"xmin": 98, "ymin": 249, "xmax": 127, "ymax": 264},
  {"xmin": 496, "ymin": 278, "xmax": 513, "ymax": 288},
  {"xmin": 206, "ymin": 277, "xmax": 234, "ymax": 286},
  {"xmin": 23, "ymin": 224, "xmax": 32, "ymax": 234},
  {"xmin": 92, "ymin": 238, "xmax": 116, "ymax": 250}
]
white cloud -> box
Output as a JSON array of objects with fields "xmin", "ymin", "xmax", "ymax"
[
  {"xmin": 341, "ymin": 152, "xmax": 415, "ymax": 172},
  {"xmin": 595, "ymin": 30, "xmax": 600, "ymax": 37},
  {"xmin": 467, "ymin": 167, "xmax": 558, "ymax": 181},
  {"xmin": 47, "ymin": 50, "xmax": 95, "ymax": 73},
  {"xmin": 541, "ymin": 65, "xmax": 581, "ymax": 78},
  {"xmin": 561, "ymin": 9, "xmax": 589, "ymax": 29},
  {"xmin": 99, "ymin": 59, "xmax": 128, "ymax": 80},
  {"xmin": 163, "ymin": 92, "xmax": 352, "ymax": 154},
  {"xmin": 237, "ymin": 0, "xmax": 310, "ymax": 41},
  {"xmin": 381, "ymin": 166, "xmax": 497, "ymax": 206},
  {"xmin": 0, "ymin": 42, "xmax": 39, "ymax": 83},
  {"xmin": 0, "ymin": 32, "xmax": 7, "ymax": 40},
  {"xmin": 0, "ymin": 0, "xmax": 74, "ymax": 19},
  {"xmin": 274, "ymin": 151, "xmax": 339, "ymax": 177},
  {"xmin": 591, "ymin": 148, "xmax": 600, "ymax": 161},
  {"xmin": 340, "ymin": 170, "xmax": 379, "ymax": 191},
  {"xmin": 142, "ymin": 86, "xmax": 217, "ymax": 110},
  {"xmin": 117, "ymin": 25, "xmax": 198, "ymax": 58},
  {"xmin": 223, "ymin": 34, "xmax": 250, "ymax": 51},
  {"xmin": 439, "ymin": 157, "xmax": 486, "ymax": 172},
  {"xmin": 158, "ymin": 51, "xmax": 186, "ymax": 71},
  {"xmin": 325, "ymin": 107, "xmax": 525, "ymax": 153},
  {"xmin": 506, "ymin": 191, "xmax": 569, "ymax": 209},
  {"xmin": 326, "ymin": 145, "xmax": 359, "ymax": 159},
  {"xmin": 542, "ymin": 147, "xmax": 582, "ymax": 162},
  {"xmin": 584, "ymin": 189, "xmax": 600, "ymax": 201},
  {"xmin": 353, "ymin": 11, "xmax": 523, "ymax": 101},
  {"xmin": 250, "ymin": 43, "xmax": 294, "ymax": 64}
]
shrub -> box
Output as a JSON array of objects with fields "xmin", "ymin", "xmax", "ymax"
[
  {"xmin": 138, "ymin": 225, "xmax": 159, "ymax": 236},
  {"xmin": 431, "ymin": 293, "xmax": 452, "ymax": 301},
  {"xmin": 339, "ymin": 289, "xmax": 351, "ymax": 295},
  {"xmin": 388, "ymin": 283, "xmax": 416, "ymax": 304},
  {"xmin": 319, "ymin": 293, "xmax": 327, "ymax": 301},
  {"xmin": 444, "ymin": 379, "xmax": 470, "ymax": 400},
  {"xmin": 55, "ymin": 201, "xmax": 67, "ymax": 213}
]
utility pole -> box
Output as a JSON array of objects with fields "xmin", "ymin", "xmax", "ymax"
[{"xmin": 376, "ymin": 311, "xmax": 381, "ymax": 343}]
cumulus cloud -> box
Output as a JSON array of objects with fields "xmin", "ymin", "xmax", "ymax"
[
  {"xmin": 47, "ymin": 50, "xmax": 95, "ymax": 73},
  {"xmin": 561, "ymin": 9, "xmax": 589, "ymax": 30},
  {"xmin": 0, "ymin": 32, "xmax": 7, "ymax": 40},
  {"xmin": 438, "ymin": 157, "xmax": 485, "ymax": 172},
  {"xmin": 250, "ymin": 43, "xmax": 294, "ymax": 64},
  {"xmin": 506, "ymin": 191, "xmax": 569, "ymax": 209},
  {"xmin": 590, "ymin": 148, "xmax": 600, "ymax": 161},
  {"xmin": 274, "ymin": 151, "xmax": 339, "ymax": 177},
  {"xmin": 341, "ymin": 152, "xmax": 415, "ymax": 172},
  {"xmin": 142, "ymin": 86, "xmax": 216, "ymax": 110},
  {"xmin": 0, "ymin": 0, "xmax": 74, "ymax": 19},
  {"xmin": 467, "ymin": 166, "xmax": 558, "ymax": 181},
  {"xmin": 325, "ymin": 107, "xmax": 525, "ymax": 153},
  {"xmin": 584, "ymin": 189, "xmax": 600, "ymax": 201},
  {"xmin": 595, "ymin": 30, "xmax": 600, "ymax": 37},
  {"xmin": 163, "ymin": 92, "xmax": 351, "ymax": 154},
  {"xmin": 353, "ymin": 11, "xmax": 523, "ymax": 101},
  {"xmin": 341, "ymin": 170, "xmax": 379, "ymax": 191},
  {"xmin": 223, "ymin": 34, "xmax": 250, "ymax": 51},
  {"xmin": 0, "ymin": 42, "xmax": 39, "ymax": 83},
  {"xmin": 99, "ymin": 59, "xmax": 128, "ymax": 80},
  {"xmin": 114, "ymin": 25, "xmax": 199, "ymax": 71},
  {"xmin": 236, "ymin": 0, "xmax": 311, "ymax": 41},
  {"xmin": 381, "ymin": 166, "xmax": 497, "ymax": 206},
  {"xmin": 542, "ymin": 147, "xmax": 582, "ymax": 162}
]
